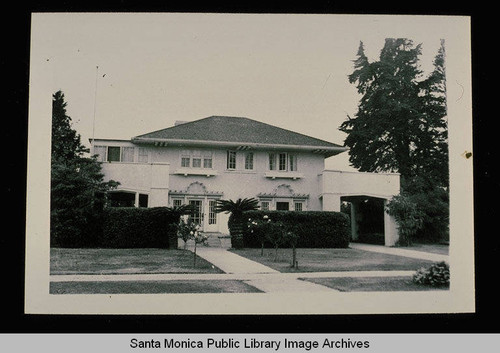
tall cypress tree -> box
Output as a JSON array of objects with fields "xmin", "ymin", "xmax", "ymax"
[
  {"xmin": 341, "ymin": 39, "xmax": 424, "ymax": 181},
  {"xmin": 51, "ymin": 90, "xmax": 88, "ymax": 163},
  {"xmin": 341, "ymin": 39, "xmax": 449, "ymax": 242},
  {"xmin": 51, "ymin": 90, "xmax": 118, "ymax": 247},
  {"xmin": 416, "ymin": 39, "xmax": 449, "ymax": 188}
]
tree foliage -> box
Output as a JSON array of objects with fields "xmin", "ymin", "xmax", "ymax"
[
  {"xmin": 50, "ymin": 90, "xmax": 118, "ymax": 247},
  {"xmin": 341, "ymin": 39, "xmax": 448, "ymax": 187},
  {"xmin": 341, "ymin": 39, "xmax": 449, "ymax": 243}
]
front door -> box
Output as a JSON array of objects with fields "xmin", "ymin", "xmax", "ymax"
[
  {"xmin": 189, "ymin": 200, "xmax": 204, "ymax": 229},
  {"xmin": 204, "ymin": 199, "xmax": 218, "ymax": 232},
  {"xmin": 276, "ymin": 201, "xmax": 290, "ymax": 211}
]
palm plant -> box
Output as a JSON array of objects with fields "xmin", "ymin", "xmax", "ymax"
[{"xmin": 215, "ymin": 198, "xmax": 259, "ymax": 248}]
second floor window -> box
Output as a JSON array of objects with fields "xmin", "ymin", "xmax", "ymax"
[
  {"xmin": 181, "ymin": 157, "xmax": 190, "ymax": 167},
  {"xmin": 203, "ymin": 157, "xmax": 212, "ymax": 168},
  {"xmin": 107, "ymin": 146, "xmax": 121, "ymax": 162},
  {"xmin": 268, "ymin": 152, "xmax": 298, "ymax": 172},
  {"xmin": 121, "ymin": 147, "xmax": 135, "ymax": 162},
  {"xmin": 289, "ymin": 154, "xmax": 297, "ymax": 171},
  {"xmin": 269, "ymin": 153, "xmax": 276, "ymax": 170},
  {"xmin": 192, "ymin": 157, "xmax": 202, "ymax": 168},
  {"xmin": 138, "ymin": 147, "xmax": 149, "ymax": 163},
  {"xmin": 278, "ymin": 153, "xmax": 287, "ymax": 171},
  {"xmin": 245, "ymin": 152, "xmax": 254, "ymax": 170},
  {"xmin": 227, "ymin": 151, "xmax": 236, "ymax": 169},
  {"xmin": 94, "ymin": 145, "xmax": 136, "ymax": 163},
  {"xmin": 180, "ymin": 150, "xmax": 213, "ymax": 169}
]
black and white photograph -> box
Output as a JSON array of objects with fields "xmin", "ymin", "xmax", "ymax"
[{"xmin": 25, "ymin": 13, "xmax": 474, "ymax": 315}]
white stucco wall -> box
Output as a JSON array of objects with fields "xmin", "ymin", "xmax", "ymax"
[
  {"xmin": 320, "ymin": 169, "xmax": 401, "ymax": 246},
  {"xmin": 320, "ymin": 169, "xmax": 400, "ymax": 199},
  {"xmin": 95, "ymin": 139, "xmax": 401, "ymax": 245}
]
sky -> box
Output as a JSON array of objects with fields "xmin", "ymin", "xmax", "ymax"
[{"xmin": 32, "ymin": 13, "xmax": 447, "ymax": 171}]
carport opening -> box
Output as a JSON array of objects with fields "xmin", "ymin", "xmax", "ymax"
[{"xmin": 341, "ymin": 196, "xmax": 386, "ymax": 245}]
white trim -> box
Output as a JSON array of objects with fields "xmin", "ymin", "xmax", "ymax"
[
  {"xmin": 321, "ymin": 192, "xmax": 395, "ymax": 200},
  {"xmin": 321, "ymin": 169, "xmax": 400, "ymax": 176},
  {"xmin": 132, "ymin": 137, "xmax": 347, "ymax": 155},
  {"xmin": 173, "ymin": 168, "xmax": 218, "ymax": 177},
  {"xmin": 264, "ymin": 171, "xmax": 304, "ymax": 179}
]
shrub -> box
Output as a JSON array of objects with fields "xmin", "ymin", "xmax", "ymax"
[
  {"xmin": 100, "ymin": 207, "xmax": 179, "ymax": 248},
  {"xmin": 243, "ymin": 211, "xmax": 350, "ymax": 248},
  {"xmin": 413, "ymin": 261, "xmax": 450, "ymax": 287},
  {"xmin": 385, "ymin": 194, "xmax": 425, "ymax": 246}
]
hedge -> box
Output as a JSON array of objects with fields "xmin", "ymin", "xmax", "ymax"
[
  {"xmin": 242, "ymin": 210, "xmax": 350, "ymax": 248},
  {"xmin": 100, "ymin": 207, "xmax": 179, "ymax": 248}
]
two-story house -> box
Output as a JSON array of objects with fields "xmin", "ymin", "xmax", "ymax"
[{"xmin": 91, "ymin": 116, "xmax": 400, "ymax": 246}]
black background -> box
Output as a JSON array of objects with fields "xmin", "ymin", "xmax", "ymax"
[{"xmin": 4, "ymin": 1, "xmax": 496, "ymax": 334}]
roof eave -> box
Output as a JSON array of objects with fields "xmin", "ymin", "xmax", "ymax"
[{"xmin": 131, "ymin": 137, "xmax": 348, "ymax": 155}]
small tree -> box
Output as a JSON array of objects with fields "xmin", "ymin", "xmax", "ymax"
[
  {"xmin": 247, "ymin": 214, "xmax": 272, "ymax": 256},
  {"xmin": 284, "ymin": 227, "xmax": 300, "ymax": 269},
  {"xmin": 176, "ymin": 216, "xmax": 199, "ymax": 250},
  {"xmin": 175, "ymin": 216, "xmax": 207, "ymax": 266},
  {"xmin": 385, "ymin": 194, "xmax": 425, "ymax": 246},
  {"xmin": 265, "ymin": 220, "xmax": 286, "ymax": 262},
  {"xmin": 165, "ymin": 205, "xmax": 194, "ymax": 249}
]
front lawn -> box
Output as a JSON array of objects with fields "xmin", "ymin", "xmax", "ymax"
[
  {"xmin": 50, "ymin": 280, "xmax": 262, "ymax": 294},
  {"xmin": 302, "ymin": 276, "xmax": 449, "ymax": 292},
  {"xmin": 50, "ymin": 248, "xmax": 223, "ymax": 275},
  {"xmin": 230, "ymin": 248, "xmax": 435, "ymax": 273}
]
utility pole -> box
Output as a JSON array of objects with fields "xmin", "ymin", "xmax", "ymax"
[{"xmin": 91, "ymin": 65, "xmax": 99, "ymax": 153}]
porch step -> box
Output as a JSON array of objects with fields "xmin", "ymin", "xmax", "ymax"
[
  {"xmin": 178, "ymin": 233, "xmax": 231, "ymax": 249},
  {"xmin": 203, "ymin": 232, "xmax": 231, "ymax": 248}
]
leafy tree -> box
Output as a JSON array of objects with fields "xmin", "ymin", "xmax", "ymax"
[{"xmin": 50, "ymin": 90, "xmax": 118, "ymax": 247}]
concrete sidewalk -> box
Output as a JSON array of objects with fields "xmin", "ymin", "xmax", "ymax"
[
  {"xmin": 192, "ymin": 247, "xmax": 338, "ymax": 292},
  {"xmin": 193, "ymin": 247, "xmax": 279, "ymax": 274},
  {"xmin": 50, "ymin": 270, "xmax": 414, "ymax": 282},
  {"xmin": 349, "ymin": 243, "xmax": 449, "ymax": 263}
]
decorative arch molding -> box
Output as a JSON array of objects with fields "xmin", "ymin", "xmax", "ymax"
[
  {"xmin": 257, "ymin": 183, "xmax": 309, "ymax": 199},
  {"xmin": 275, "ymin": 184, "xmax": 294, "ymax": 196},
  {"xmin": 186, "ymin": 181, "xmax": 207, "ymax": 194},
  {"xmin": 169, "ymin": 181, "xmax": 223, "ymax": 197}
]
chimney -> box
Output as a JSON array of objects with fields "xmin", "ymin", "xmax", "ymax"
[{"xmin": 174, "ymin": 120, "xmax": 189, "ymax": 126}]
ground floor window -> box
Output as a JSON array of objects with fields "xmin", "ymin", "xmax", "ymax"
[
  {"xmin": 108, "ymin": 191, "xmax": 135, "ymax": 207},
  {"xmin": 276, "ymin": 202, "xmax": 290, "ymax": 211},
  {"xmin": 173, "ymin": 199, "xmax": 183, "ymax": 207},
  {"xmin": 257, "ymin": 197, "xmax": 308, "ymax": 211},
  {"xmin": 138, "ymin": 194, "xmax": 148, "ymax": 208}
]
